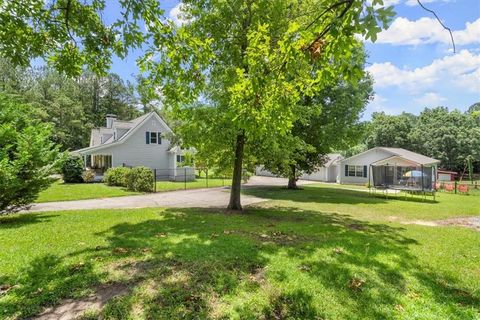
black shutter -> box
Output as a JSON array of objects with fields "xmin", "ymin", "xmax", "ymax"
[
  {"xmin": 363, "ymin": 165, "xmax": 367, "ymax": 178},
  {"xmin": 345, "ymin": 165, "xmax": 348, "ymax": 177},
  {"xmin": 146, "ymin": 131, "xmax": 150, "ymax": 144},
  {"xmin": 158, "ymin": 132, "xmax": 162, "ymax": 144}
]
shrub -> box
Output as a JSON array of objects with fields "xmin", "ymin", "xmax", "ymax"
[
  {"xmin": 242, "ymin": 169, "xmax": 253, "ymax": 183},
  {"xmin": 82, "ymin": 169, "xmax": 96, "ymax": 183},
  {"xmin": 125, "ymin": 166, "xmax": 154, "ymax": 192},
  {"xmin": 104, "ymin": 167, "xmax": 130, "ymax": 187},
  {"xmin": 0, "ymin": 94, "xmax": 62, "ymax": 214},
  {"xmin": 61, "ymin": 154, "xmax": 84, "ymax": 183}
]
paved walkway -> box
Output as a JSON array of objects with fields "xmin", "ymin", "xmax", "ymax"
[{"xmin": 29, "ymin": 177, "xmax": 317, "ymax": 212}]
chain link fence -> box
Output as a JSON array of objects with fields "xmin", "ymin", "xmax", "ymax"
[{"xmin": 151, "ymin": 167, "xmax": 232, "ymax": 192}]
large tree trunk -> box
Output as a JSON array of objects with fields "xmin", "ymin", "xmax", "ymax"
[
  {"xmin": 227, "ymin": 133, "xmax": 245, "ymax": 210},
  {"xmin": 287, "ymin": 165, "xmax": 298, "ymax": 189}
]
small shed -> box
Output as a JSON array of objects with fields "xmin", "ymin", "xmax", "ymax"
[{"xmin": 437, "ymin": 169, "xmax": 457, "ymax": 181}]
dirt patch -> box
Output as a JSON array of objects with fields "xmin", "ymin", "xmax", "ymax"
[
  {"xmin": 34, "ymin": 282, "xmax": 130, "ymax": 320},
  {"xmin": 248, "ymin": 267, "xmax": 266, "ymax": 284},
  {"xmin": 402, "ymin": 216, "xmax": 480, "ymax": 231}
]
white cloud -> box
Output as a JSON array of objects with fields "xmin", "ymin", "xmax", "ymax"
[
  {"xmin": 414, "ymin": 92, "xmax": 447, "ymax": 106},
  {"xmin": 374, "ymin": 17, "xmax": 480, "ymax": 46},
  {"xmin": 366, "ymin": 49, "xmax": 480, "ymax": 93},
  {"xmin": 405, "ymin": 0, "xmax": 451, "ymax": 6},
  {"xmin": 366, "ymin": 0, "xmax": 402, "ymax": 6},
  {"xmin": 168, "ymin": 2, "xmax": 191, "ymax": 26},
  {"xmin": 365, "ymin": 94, "xmax": 402, "ymax": 116}
]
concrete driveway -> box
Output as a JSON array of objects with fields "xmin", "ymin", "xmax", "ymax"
[{"xmin": 29, "ymin": 176, "xmax": 317, "ymax": 212}]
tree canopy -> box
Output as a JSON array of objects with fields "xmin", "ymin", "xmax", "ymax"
[
  {"xmin": 261, "ymin": 70, "xmax": 374, "ymax": 188},
  {"xmin": 0, "ymin": 61, "xmax": 141, "ymax": 150},
  {"xmin": 0, "ymin": 94, "xmax": 63, "ymax": 214}
]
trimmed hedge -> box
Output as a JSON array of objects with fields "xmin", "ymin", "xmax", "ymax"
[
  {"xmin": 104, "ymin": 167, "xmax": 130, "ymax": 187},
  {"xmin": 126, "ymin": 167, "xmax": 154, "ymax": 192},
  {"xmin": 61, "ymin": 154, "xmax": 84, "ymax": 183}
]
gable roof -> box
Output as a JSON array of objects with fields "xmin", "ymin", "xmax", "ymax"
[
  {"xmin": 379, "ymin": 148, "xmax": 439, "ymax": 165},
  {"xmin": 74, "ymin": 112, "xmax": 172, "ymax": 154},
  {"xmin": 342, "ymin": 147, "xmax": 439, "ymax": 166},
  {"xmin": 324, "ymin": 153, "xmax": 343, "ymax": 167}
]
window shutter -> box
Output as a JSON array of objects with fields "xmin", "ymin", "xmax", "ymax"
[
  {"xmin": 345, "ymin": 165, "xmax": 348, "ymax": 177},
  {"xmin": 146, "ymin": 131, "xmax": 150, "ymax": 144},
  {"xmin": 363, "ymin": 165, "xmax": 368, "ymax": 178},
  {"xmin": 158, "ymin": 132, "xmax": 162, "ymax": 144}
]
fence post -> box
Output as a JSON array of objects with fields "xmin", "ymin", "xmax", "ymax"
[
  {"xmin": 206, "ymin": 168, "xmax": 209, "ymax": 188},
  {"xmin": 154, "ymin": 169, "xmax": 157, "ymax": 193},
  {"xmin": 184, "ymin": 167, "xmax": 187, "ymax": 190},
  {"xmin": 454, "ymin": 180, "xmax": 457, "ymax": 194}
]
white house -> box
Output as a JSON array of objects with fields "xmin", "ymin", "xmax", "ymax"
[
  {"xmin": 300, "ymin": 153, "xmax": 343, "ymax": 182},
  {"xmin": 73, "ymin": 112, "xmax": 192, "ymax": 181},
  {"xmin": 255, "ymin": 153, "xmax": 343, "ymax": 182},
  {"xmin": 339, "ymin": 147, "xmax": 440, "ymax": 187}
]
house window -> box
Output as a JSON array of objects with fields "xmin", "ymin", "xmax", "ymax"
[
  {"xmin": 146, "ymin": 131, "xmax": 162, "ymax": 144},
  {"xmin": 347, "ymin": 165, "xmax": 366, "ymax": 177},
  {"xmin": 348, "ymin": 166, "xmax": 356, "ymax": 177},
  {"xmin": 150, "ymin": 131, "xmax": 157, "ymax": 144},
  {"xmin": 355, "ymin": 166, "xmax": 364, "ymax": 177},
  {"xmin": 177, "ymin": 155, "xmax": 184, "ymax": 163}
]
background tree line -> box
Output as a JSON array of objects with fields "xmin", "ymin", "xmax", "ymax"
[
  {"xmin": 352, "ymin": 105, "xmax": 480, "ymax": 173},
  {"xmin": 0, "ymin": 59, "xmax": 143, "ymax": 151}
]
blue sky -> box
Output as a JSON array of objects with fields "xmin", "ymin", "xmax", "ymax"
[{"xmin": 108, "ymin": 0, "xmax": 480, "ymax": 120}]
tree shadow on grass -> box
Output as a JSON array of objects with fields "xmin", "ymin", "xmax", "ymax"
[
  {"xmin": 243, "ymin": 185, "xmax": 438, "ymax": 204},
  {"xmin": 0, "ymin": 213, "xmax": 59, "ymax": 229},
  {"xmin": 1, "ymin": 207, "xmax": 477, "ymax": 319}
]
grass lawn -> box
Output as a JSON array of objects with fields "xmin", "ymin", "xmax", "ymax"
[
  {"xmin": 36, "ymin": 181, "xmax": 140, "ymax": 203},
  {"xmin": 156, "ymin": 177, "xmax": 231, "ymax": 192},
  {"xmin": 1, "ymin": 185, "xmax": 479, "ymax": 319}
]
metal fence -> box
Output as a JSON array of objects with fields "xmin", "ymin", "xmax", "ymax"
[{"xmin": 151, "ymin": 167, "xmax": 231, "ymax": 192}]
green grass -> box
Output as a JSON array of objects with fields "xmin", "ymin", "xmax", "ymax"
[
  {"xmin": 244, "ymin": 183, "xmax": 480, "ymax": 221},
  {"xmin": 36, "ymin": 181, "xmax": 140, "ymax": 203},
  {"xmin": 1, "ymin": 185, "xmax": 479, "ymax": 319},
  {"xmin": 155, "ymin": 177, "xmax": 231, "ymax": 192}
]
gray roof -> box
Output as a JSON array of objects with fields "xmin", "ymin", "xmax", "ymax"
[
  {"xmin": 89, "ymin": 113, "xmax": 151, "ymax": 147},
  {"xmin": 379, "ymin": 147, "xmax": 440, "ymax": 165}
]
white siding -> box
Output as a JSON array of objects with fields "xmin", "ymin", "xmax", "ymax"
[
  {"xmin": 339, "ymin": 148, "xmax": 393, "ymax": 185},
  {"xmin": 97, "ymin": 116, "xmax": 175, "ymax": 170},
  {"xmin": 255, "ymin": 166, "xmax": 279, "ymax": 177},
  {"xmin": 301, "ymin": 168, "xmax": 327, "ymax": 181}
]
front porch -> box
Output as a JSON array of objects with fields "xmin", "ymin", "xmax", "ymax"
[{"xmin": 84, "ymin": 154, "xmax": 112, "ymax": 178}]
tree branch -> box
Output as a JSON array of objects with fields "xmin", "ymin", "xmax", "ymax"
[
  {"xmin": 417, "ymin": 0, "xmax": 456, "ymax": 53},
  {"xmin": 304, "ymin": 0, "xmax": 353, "ymax": 31},
  {"xmin": 305, "ymin": 0, "xmax": 353, "ymax": 51}
]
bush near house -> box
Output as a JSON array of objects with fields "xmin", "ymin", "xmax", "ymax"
[
  {"xmin": 104, "ymin": 167, "xmax": 131, "ymax": 187},
  {"xmin": 81, "ymin": 169, "xmax": 95, "ymax": 183},
  {"xmin": 61, "ymin": 154, "xmax": 84, "ymax": 183},
  {"xmin": 126, "ymin": 167, "xmax": 154, "ymax": 192}
]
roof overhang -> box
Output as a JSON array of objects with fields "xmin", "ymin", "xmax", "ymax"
[{"xmin": 371, "ymin": 155, "xmax": 439, "ymax": 167}]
